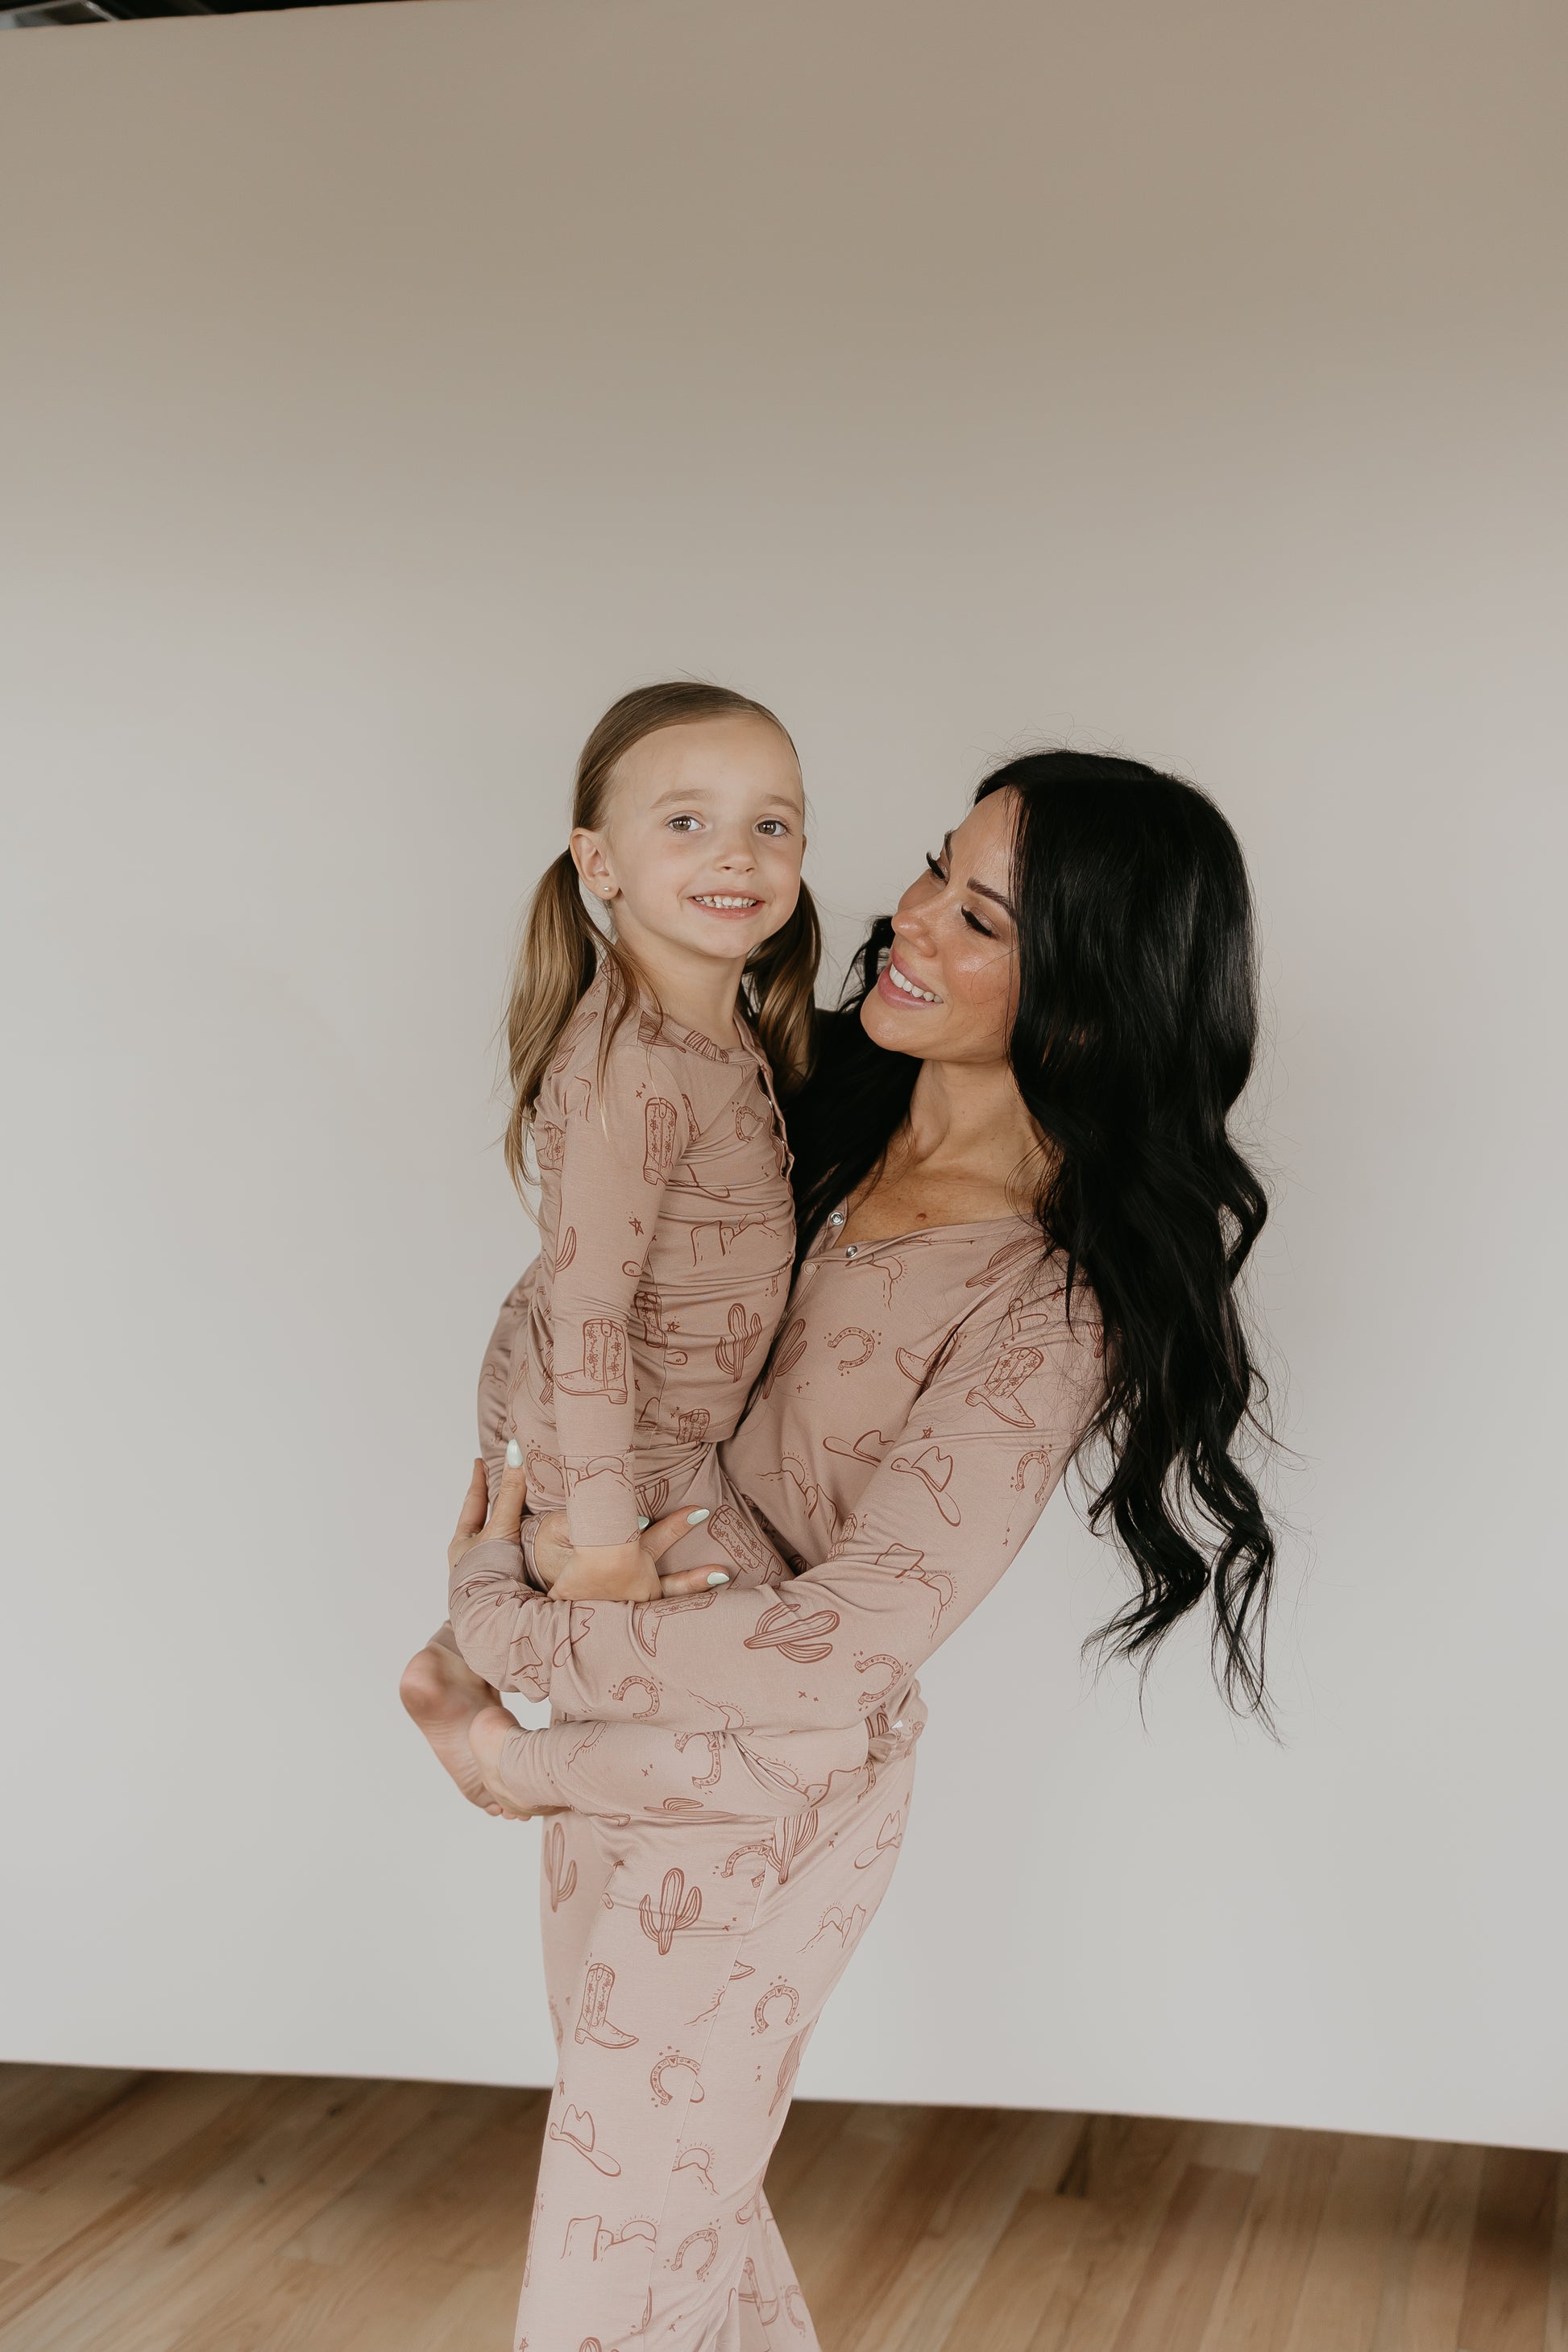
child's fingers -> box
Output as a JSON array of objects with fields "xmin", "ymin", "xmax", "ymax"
[
  {"xmin": 451, "ymin": 1458, "xmax": 489, "ymax": 1544},
  {"xmin": 639, "ymin": 1505, "xmax": 720, "ymax": 1564}
]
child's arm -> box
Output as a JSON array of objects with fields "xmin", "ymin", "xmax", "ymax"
[{"xmin": 545, "ymin": 1018, "xmax": 691, "ymax": 1560}]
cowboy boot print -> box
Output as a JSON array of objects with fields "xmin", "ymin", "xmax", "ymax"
[
  {"xmin": 575, "ymin": 1961, "xmax": 639, "ymax": 2049},
  {"xmin": 562, "ymin": 2213, "xmax": 657, "ymax": 2260},
  {"xmin": 643, "ymin": 1096, "xmax": 679, "ymax": 1182},
  {"xmin": 557, "ymin": 1317, "xmax": 628, "ymax": 1401},
  {"xmin": 675, "ymin": 1406, "xmax": 711, "ymax": 1445},
  {"xmin": 965, "ymin": 1338, "xmax": 1046, "ymax": 1427}
]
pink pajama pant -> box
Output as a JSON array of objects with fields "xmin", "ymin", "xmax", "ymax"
[{"xmin": 516, "ymin": 1740, "xmax": 918, "ymax": 2351}]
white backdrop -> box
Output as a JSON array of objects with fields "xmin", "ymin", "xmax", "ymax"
[{"xmin": 2, "ymin": 0, "xmax": 1564, "ymax": 2151}]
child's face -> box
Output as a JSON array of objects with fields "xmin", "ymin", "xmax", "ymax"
[{"xmin": 573, "ymin": 715, "xmax": 807, "ymax": 967}]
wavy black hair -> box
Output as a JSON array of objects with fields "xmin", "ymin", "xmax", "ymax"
[{"xmin": 783, "ymin": 749, "xmax": 1277, "ymax": 1722}]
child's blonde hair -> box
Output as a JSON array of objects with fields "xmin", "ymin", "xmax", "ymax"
[{"xmin": 502, "ymin": 681, "xmax": 821, "ymax": 1197}]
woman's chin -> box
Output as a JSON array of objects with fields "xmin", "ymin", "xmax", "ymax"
[{"xmin": 860, "ymin": 989, "xmax": 938, "ymax": 1055}]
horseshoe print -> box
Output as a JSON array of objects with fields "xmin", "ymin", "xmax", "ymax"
[
  {"xmin": 649, "ymin": 2050, "xmax": 706, "ymax": 2107},
  {"xmin": 752, "ymin": 1978, "xmax": 802, "ymax": 2035}
]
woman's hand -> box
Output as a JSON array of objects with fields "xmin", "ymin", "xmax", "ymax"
[{"xmin": 450, "ymin": 1458, "xmax": 731, "ymax": 1601}]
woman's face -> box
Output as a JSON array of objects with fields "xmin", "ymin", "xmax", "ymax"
[{"xmin": 860, "ymin": 787, "xmax": 1021, "ymax": 1066}]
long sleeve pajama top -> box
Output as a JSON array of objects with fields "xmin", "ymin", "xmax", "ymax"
[
  {"xmin": 501, "ymin": 966, "xmax": 796, "ymax": 1549},
  {"xmin": 451, "ymin": 1205, "xmax": 1107, "ymax": 1820}
]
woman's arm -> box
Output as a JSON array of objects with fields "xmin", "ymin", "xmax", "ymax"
[{"xmin": 449, "ymin": 1272, "xmax": 1104, "ymax": 1736}]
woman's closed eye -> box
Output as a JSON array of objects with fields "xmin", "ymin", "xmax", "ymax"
[{"xmin": 925, "ymin": 848, "xmax": 997, "ymax": 938}]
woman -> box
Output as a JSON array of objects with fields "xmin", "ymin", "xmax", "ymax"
[{"xmin": 415, "ymin": 748, "xmax": 1276, "ymax": 2350}]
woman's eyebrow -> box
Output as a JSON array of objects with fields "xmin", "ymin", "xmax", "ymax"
[{"xmin": 944, "ymin": 832, "xmax": 1016, "ymax": 917}]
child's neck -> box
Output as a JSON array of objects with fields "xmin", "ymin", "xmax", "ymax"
[{"xmin": 616, "ymin": 927, "xmax": 746, "ymax": 1048}]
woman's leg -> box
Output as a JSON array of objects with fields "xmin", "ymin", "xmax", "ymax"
[{"xmin": 517, "ymin": 1747, "xmax": 917, "ymax": 2351}]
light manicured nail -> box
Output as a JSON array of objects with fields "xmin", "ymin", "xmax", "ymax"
[
  {"xmin": 687, "ymin": 1508, "xmax": 711, "ymax": 1524},
  {"xmin": 505, "ymin": 1439, "xmax": 523, "ymax": 1469},
  {"xmin": 707, "ymin": 1571, "xmax": 730, "ymax": 1587},
  {"xmin": 637, "ymin": 1516, "xmax": 650, "ymax": 1530}
]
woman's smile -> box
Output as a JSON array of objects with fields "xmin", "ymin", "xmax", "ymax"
[{"xmin": 876, "ymin": 951, "xmax": 942, "ymax": 1006}]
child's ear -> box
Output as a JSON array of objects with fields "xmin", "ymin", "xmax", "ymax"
[{"xmin": 570, "ymin": 827, "xmax": 618, "ymax": 902}]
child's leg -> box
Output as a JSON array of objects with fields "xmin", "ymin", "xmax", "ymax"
[
  {"xmin": 515, "ymin": 1748, "xmax": 918, "ymax": 2350},
  {"xmin": 398, "ymin": 1623, "xmax": 521, "ymax": 1817}
]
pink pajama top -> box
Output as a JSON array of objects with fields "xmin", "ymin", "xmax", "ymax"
[
  {"xmin": 501, "ymin": 967, "xmax": 795, "ymax": 1549},
  {"xmin": 451, "ymin": 1203, "xmax": 1107, "ymax": 1817}
]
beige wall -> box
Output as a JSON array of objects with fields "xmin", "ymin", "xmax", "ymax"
[{"xmin": 2, "ymin": 0, "xmax": 1564, "ymax": 2145}]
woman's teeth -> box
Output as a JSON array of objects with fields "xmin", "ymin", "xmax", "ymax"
[
  {"xmin": 887, "ymin": 960, "xmax": 939, "ymax": 1002},
  {"xmin": 692, "ymin": 894, "xmax": 761, "ymax": 910}
]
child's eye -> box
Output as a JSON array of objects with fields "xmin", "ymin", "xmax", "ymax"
[
  {"xmin": 666, "ymin": 815, "xmax": 702, "ymax": 832},
  {"xmin": 756, "ymin": 819, "xmax": 791, "ymax": 837}
]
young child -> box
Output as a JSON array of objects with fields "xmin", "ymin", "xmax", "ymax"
[{"xmin": 402, "ymin": 679, "xmax": 829, "ymax": 1815}]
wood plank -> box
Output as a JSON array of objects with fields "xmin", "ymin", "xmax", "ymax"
[
  {"xmin": 937, "ymin": 2180, "xmax": 1087, "ymax": 2352},
  {"xmin": 1282, "ymin": 2134, "xmax": 1412, "ymax": 2352},
  {"xmin": 0, "ymin": 2076, "xmax": 430, "ymax": 2352},
  {"xmin": 0, "ymin": 2070, "xmax": 146, "ymax": 2182},
  {"xmin": 778, "ymin": 2101, "xmax": 931, "ymax": 2300},
  {"xmin": 1198, "ymin": 2128, "xmax": 1342, "ymax": 2352},
  {"xmin": 1111, "ymin": 2162, "xmax": 1255, "ymax": 2350},
  {"xmin": 1456, "ymin": 2146, "xmax": 1558, "ymax": 2352},
  {"xmin": 0, "ymin": 2072, "xmax": 254, "ymax": 2267},
  {"xmin": 1369, "ymin": 2137, "xmax": 1482, "ymax": 2352},
  {"xmin": 809, "ymin": 2104, "xmax": 1014, "ymax": 2349},
  {"xmin": 1545, "ymin": 2155, "xmax": 1568, "ymax": 2352},
  {"xmin": 1027, "ymin": 2115, "xmax": 1195, "ymax": 2352},
  {"xmin": 848, "ymin": 2107, "xmax": 1080, "ymax": 2352}
]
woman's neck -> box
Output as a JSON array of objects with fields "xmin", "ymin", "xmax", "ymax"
[{"xmin": 841, "ymin": 1058, "xmax": 1048, "ymax": 1242}]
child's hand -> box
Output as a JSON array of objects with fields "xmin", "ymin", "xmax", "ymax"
[
  {"xmin": 549, "ymin": 1540, "xmax": 662, "ymax": 1602},
  {"xmin": 534, "ymin": 1507, "xmax": 732, "ymax": 1601}
]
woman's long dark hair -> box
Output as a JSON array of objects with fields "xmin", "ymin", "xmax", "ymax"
[{"xmin": 784, "ymin": 749, "xmax": 1277, "ymax": 1722}]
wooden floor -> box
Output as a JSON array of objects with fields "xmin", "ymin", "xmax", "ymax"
[{"xmin": 0, "ymin": 2065, "xmax": 1562, "ymax": 2350}]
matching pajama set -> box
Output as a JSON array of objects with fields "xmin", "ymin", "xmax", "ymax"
[{"xmin": 443, "ymin": 1031, "xmax": 1107, "ymax": 2351}]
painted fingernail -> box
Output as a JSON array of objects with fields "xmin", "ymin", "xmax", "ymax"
[
  {"xmin": 687, "ymin": 1508, "xmax": 711, "ymax": 1524},
  {"xmin": 505, "ymin": 1439, "xmax": 524, "ymax": 1469},
  {"xmin": 637, "ymin": 1516, "xmax": 650, "ymax": 1530},
  {"xmin": 707, "ymin": 1571, "xmax": 730, "ymax": 1587}
]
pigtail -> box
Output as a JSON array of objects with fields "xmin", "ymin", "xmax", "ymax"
[
  {"xmin": 742, "ymin": 881, "xmax": 822, "ymax": 1095},
  {"xmin": 501, "ymin": 851, "xmax": 604, "ymax": 1195}
]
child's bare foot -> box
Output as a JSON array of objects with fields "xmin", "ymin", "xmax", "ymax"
[
  {"xmin": 399, "ymin": 1640, "xmax": 510, "ymax": 1816},
  {"xmin": 469, "ymin": 1703, "xmax": 559, "ymax": 1819}
]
